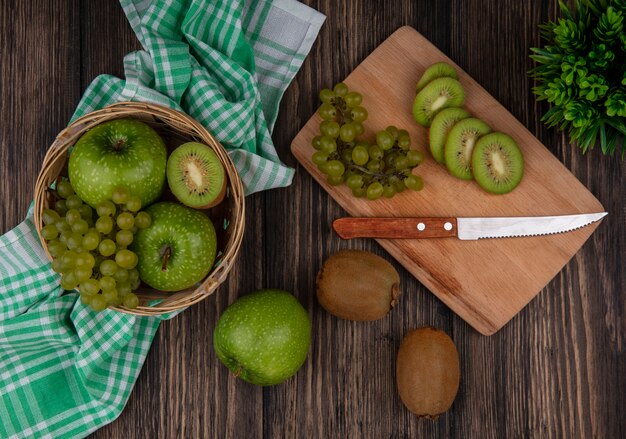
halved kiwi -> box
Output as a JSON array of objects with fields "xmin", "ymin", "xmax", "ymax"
[
  {"xmin": 471, "ymin": 132, "xmax": 524, "ymax": 194},
  {"xmin": 166, "ymin": 142, "xmax": 227, "ymax": 208},
  {"xmin": 429, "ymin": 108, "xmax": 470, "ymax": 164},
  {"xmin": 412, "ymin": 78, "xmax": 465, "ymax": 127},
  {"xmin": 444, "ymin": 118, "xmax": 491, "ymax": 180},
  {"xmin": 416, "ymin": 62, "xmax": 458, "ymax": 92}
]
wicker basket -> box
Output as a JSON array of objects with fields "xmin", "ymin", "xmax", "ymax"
[{"xmin": 33, "ymin": 102, "xmax": 245, "ymax": 316}]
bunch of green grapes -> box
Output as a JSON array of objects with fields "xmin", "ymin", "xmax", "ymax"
[
  {"xmin": 311, "ymin": 83, "xmax": 425, "ymax": 200},
  {"xmin": 41, "ymin": 180, "xmax": 152, "ymax": 312}
]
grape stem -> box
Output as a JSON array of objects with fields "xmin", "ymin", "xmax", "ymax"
[{"xmin": 161, "ymin": 246, "xmax": 171, "ymax": 272}]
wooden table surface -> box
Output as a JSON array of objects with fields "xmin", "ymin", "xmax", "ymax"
[{"xmin": 1, "ymin": 1, "xmax": 624, "ymax": 438}]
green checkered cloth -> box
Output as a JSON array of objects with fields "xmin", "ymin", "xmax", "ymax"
[{"xmin": 0, "ymin": 1, "xmax": 324, "ymax": 438}]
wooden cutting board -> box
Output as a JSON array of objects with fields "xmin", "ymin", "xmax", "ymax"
[{"xmin": 290, "ymin": 26, "xmax": 605, "ymax": 335}]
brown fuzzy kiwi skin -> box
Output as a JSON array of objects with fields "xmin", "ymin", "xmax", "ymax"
[
  {"xmin": 315, "ymin": 250, "xmax": 401, "ymax": 321},
  {"xmin": 396, "ymin": 327, "xmax": 460, "ymax": 419}
]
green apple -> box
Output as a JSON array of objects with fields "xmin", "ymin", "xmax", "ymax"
[
  {"xmin": 68, "ymin": 118, "xmax": 167, "ymax": 208},
  {"xmin": 213, "ymin": 289, "xmax": 311, "ymax": 386},
  {"xmin": 131, "ymin": 202, "xmax": 217, "ymax": 291}
]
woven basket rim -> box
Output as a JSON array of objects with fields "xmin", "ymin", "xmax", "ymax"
[{"xmin": 33, "ymin": 102, "xmax": 246, "ymax": 316}]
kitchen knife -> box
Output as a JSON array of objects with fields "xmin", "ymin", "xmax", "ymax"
[{"xmin": 332, "ymin": 212, "xmax": 608, "ymax": 240}]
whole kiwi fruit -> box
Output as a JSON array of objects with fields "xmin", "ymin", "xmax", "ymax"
[
  {"xmin": 396, "ymin": 327, "xmax": 460, "ymax": 419},
  {"xmin": 316, "ymin": 250, "xmax": 401, "ymax": 321}
]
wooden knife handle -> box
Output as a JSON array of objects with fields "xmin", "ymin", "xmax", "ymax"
[{"xmin": 332, "ymin": 217, "xmax": 458, "ymax": 239}]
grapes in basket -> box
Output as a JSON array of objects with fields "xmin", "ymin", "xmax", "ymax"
[{"xmin": 43, "ymin": 181, "xmax": 148, "ymax": 311}]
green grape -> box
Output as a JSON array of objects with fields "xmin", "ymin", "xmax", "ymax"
[
  {"xmin": 95, "ymin": 216, "xmax": 114, "ymax": 234},
  {"xmin": 368, "ymin": 144, "xmax": 383, "ymax": 160},
  {"xmin": 318, "ymin": 162, "xmax": 330, "ymax": 174},
  {"xmin": 128, "ymin": 268, "xmax": 140, "ymax": 284},
  {"xmin": 352, "ymin": 121, "xmax": 364, "ymax": 136},
  {"xmin": 350, "ymin": 106, "xmax": 368, "ymax": 122},
  {"xmin": 319, "ymin": 88, "xmax": 335, "ymax": 103},
  {"xmin": 76, "ymin": 252, "xmax": 94, "ymax": 269},
  {"xmin": 344, "ymin": 91, "xmax": 362, "ymax": 108},
  {"xmin": 320, "ymin": 120, "xmax": 340, "ymax": 138},
  {"xmin": 56, "ymin": 180, "xmax": 74, "ymax": 199},
  {"xmin": 80, "ymin": 278, "xmax": 100, "ymax": 296},
  {"xmin": 333, "ymin": 82, "xmax": 349, "ymax": 97},
  {"xmin": 386, "ymin": 126, "xmax": 399, "ymax": 139},
  {"xmin": 79, "ymin": 204, "xmax": 93, "ymax": 220},
  {"xmin": 351, "ymin": 145, "xmax": 369, "ymax": 166},
  {"xmin": 117, "ymin": 282, "xmax": 132, "ymax": 297},
  {"xmin": 312, "ymin": 151, "xmax": 329, "ymax": 165},
  {"xmin": 398, "ymin": 134, "xmax": 411, "ymax": 150},
  {"xmin": 48, "ymin": 240, "xmax": 67, "ymax": 257},
  {"xmin": 404, "ymin": 174, "xmax": 424, "ymax": 191},
  {"xmin": 352, "ymin": 186, "xmax": 367, "ymax": 198},
  {"xmin": 311, "ymin": 135, "xmax": 322, "ymax": 150},
  {"xmin": 56, "ymin": 219, "xmax": 71, "ymax": 233},
  {"xmin": 116, "ymin": 229, "xmax": 134, "ymax": 247},
  {"xmin": 319, "ymin": 136, "xmax": 337, "ymax": 153},
  {"xmin": 398, "ymin": 129, "xmax": 409, "ymax": 138},
  {"xmin": 406, "ymin": 150, "xmax": 425, "ymax": 166},
  {"xmin": 346, "ymin": 174, "xmax": 364, "ymax": 190},
  {"xmin": 113, "ymin": 268, "xmax": 130, "ymax": 284},
  {"xmin": 394, "ymin": 155, "xmax": 409, "ymax": 170},
  {"xmin": 134, "ymin": 212, "xmax": 152, "ymax": 229},
  {"xmin": 96, "ymin": 200, "xmax": 116, "ymax": 217},
  {"xmin": 111, "ymin": 186, "xmax": 131, "ymax": 205},
  {"xmin": 367, "ymin": 159, "xmax": 382, "ymax": 172},
  {"xmin": 325, "ymin": 160, "xmax": 345, "ymax": 177},
  {"xmin": 116, "ymin": 249, "xmax": 138, "ymax": 269},
  {"xmin": 327, "ymin": 175, "xmax": 344, "ymax": 186},
  {"xmin": 394, "ymin": 179, "xmax": 406, "ymax": 193},
  {"xmin": 339, "ymin": 123, "xmax": 357, "ymax": 142},
  {"xmin": 55, "ymin": 200, "xmax": 68, "ymax": 216},
  {"xmin": 65, "ymin": 209, "xmax": 81, "ymax": 225},
  {"xmin": 71, "ymin": 219, "xmax": 89, "ymax": 235},
  {"xmin": 65, "ymin": 195, "xmax": 83, "ymax": 210},
  {"xmin": 41, "ymin": 224, "xmax": 59, "ymax": 240},
  {"xmin": 99, "ymin": 260, "xmax": 118, "ymax": 276},
  {"xmin": 61, "ymin": 250, "xmax": 78, "ymax": 268},
  {"xmin": 102, "ymin": 289, "xmax": 118, "ymax": 304},
  {"xmin": 376, "ymin": 130, "xmax": 395, "ymax": 150},
  {"xmin": 61, "ymin": 272, "xmax": 78, "ymax": 290},
  {"xmin": 366, "ymin": 182, "xmax": 384, "ymax": 200},
  {"xmin": 99, "ymin": 276, "xmax": 116, "ymax": 291},
  {"xmin": 383, "ymin": 184, "xmax": 397, "ymax": 198},
  {"xmin": 116, "ymin": 212, "xmax": 135, "ymax": 230},
  {"xmin": 58, "ymin": 231, "xmax": 70, "ymax": 245},
  {"xmin": 66, "ymin": 233, "xmax": 83, "ymax": 250},
  {"xmin": 74, "ymin": 267, "xmax": 92, "ymax": 282},
  {"xmin": 122, "ymin": 293, "xmax": 139, "ymax": 309},
  {"xmin": 125, "ymin": 196, "xmax": 142, "ymax": 213},
  {"xmin": 99, "ymin": 239, "xmax": 116, "ymax": 257},
  {"xmin": 341, "ymin": 148, "xmax": 354, "ymax": 164},
  {"xmin": 43, "ymin": 209, "xmax": 61, "ymax": 225},
  {"xmin": 80, "ymin": 294, "xmax": 93, "ymax": 306},
  {"xmin": 90, "ymin": 295, "xmax": 107, "ymax": 312},
  {"xmin": 82, "ymin": 230, "xmax": 101, "ymax": 251},
  {"xmin": 318, "ymin": 103, "xmax": 336, "ymax": 120},
  {"xmin": 51, "ymin": 258, "xmax": 65, "ymax": 274}
]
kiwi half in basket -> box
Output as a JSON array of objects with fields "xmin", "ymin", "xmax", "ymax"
[{"xmin": 166, "ymin": 142, "xmax": 227, "ymax": 208}]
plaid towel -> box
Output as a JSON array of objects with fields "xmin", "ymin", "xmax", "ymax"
[{"xmin": 0, "ymin": 1, "xmax": 324, "ymax": 438}]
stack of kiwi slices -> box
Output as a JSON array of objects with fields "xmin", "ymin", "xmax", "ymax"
[{"xmin": 413, "ymin": 62, "xmax": 525, "ymax": 195}]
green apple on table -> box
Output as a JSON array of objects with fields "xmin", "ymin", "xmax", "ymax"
[
  {"xmin": 213, "ymin": 289, "xmax": 311, "ymax": 386},
  {"xmin": 68, "ymin": 118, "xmax": 167, "ymax": 208},
  {"xmin": 131, "ymin": 201, "xmax": 217, "ymax": 292}
]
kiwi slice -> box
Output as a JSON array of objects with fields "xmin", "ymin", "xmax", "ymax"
[
  {"xmin": 444, "ymin": 118, "xmax": 491, "ymax": 180},
  {"xmin": 429, "ymin": 108, "xmax": 470, "ymax": 164},
  {"xmin": 166, "ymin": 142, "xmax": 227, "ymax": 208},
  {"xmin": 412, "ymin": 77, "xmax": 465, "ymax": 127},
  {"xmin": 416, "ymin": 62, "xmax": 458, "ymax": 92},
  {"xmin": 471, "ymin": 132, "xmax": 524, "ymax": 194}
]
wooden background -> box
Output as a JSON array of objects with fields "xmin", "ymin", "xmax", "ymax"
[{"xmin": 0, "ymin": 1, "xmax": 623, "ymax": 438}]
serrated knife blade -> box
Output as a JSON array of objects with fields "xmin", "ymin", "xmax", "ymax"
[{"xmin": 332, "ymin": 213, "xmax": 608, "ymax": 240}]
